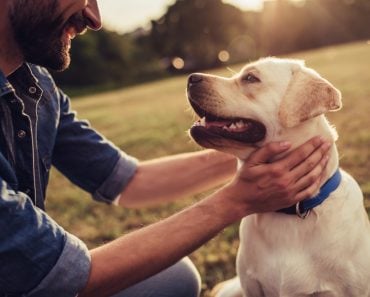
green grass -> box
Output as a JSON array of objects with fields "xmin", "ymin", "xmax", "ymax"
[{"xmin": 46, "ymin": 41, "xmax": 370, "ymax": 296}]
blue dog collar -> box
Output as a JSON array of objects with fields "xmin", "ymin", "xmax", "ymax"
[{"xmin": 277, "ymin": 169, "xmax": 342, "ymax": 219}]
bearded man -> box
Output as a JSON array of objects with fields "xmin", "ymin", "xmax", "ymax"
[{"xmin": 0, "ymin": 1, "xmax": 331, "ymax": 296}]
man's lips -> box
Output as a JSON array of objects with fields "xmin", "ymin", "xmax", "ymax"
[
  {"xmin": 63, "ymin": 11, "xmax": 88, "ymax": 40},
  {"xmin": 65, "ymin": 27, "xmax": 77, "ymax": 40}
]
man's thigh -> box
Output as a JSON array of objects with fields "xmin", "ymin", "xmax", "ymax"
[{"xmin": 111, "ymin": 257, "xmax": 201, "ymax": 297}]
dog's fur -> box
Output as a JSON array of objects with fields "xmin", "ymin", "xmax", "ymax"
[{"xmin": 187, "ymin": 58, "xmax": 370, "ymax": 297}]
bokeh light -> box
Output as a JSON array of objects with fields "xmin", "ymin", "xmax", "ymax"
[
  {"xmin": 172, "ymin": 57, "xmax": 185, "ymax": 69},
  {"xmin": 218, "ymin": 50, "xmax": 230, "ymax": 62}
]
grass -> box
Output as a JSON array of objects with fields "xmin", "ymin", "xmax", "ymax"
[{"xmin": 46, "ymin": 41, "xmax": 370, "ymax": 296}]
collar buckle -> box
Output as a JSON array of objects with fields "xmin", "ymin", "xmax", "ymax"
[{"xmin": 295, "ymin": 201, "xmax": 310, "ymax": 219}]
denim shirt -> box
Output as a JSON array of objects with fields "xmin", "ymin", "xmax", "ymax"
[{"xmin": 0, "ymin": 64, "xmax": 138, "ymax": 296}]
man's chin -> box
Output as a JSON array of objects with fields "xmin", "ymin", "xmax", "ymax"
[
  {"xmin": 26, "ymin": 49, "xmax": 70, "ymax": 71},
  {"xmin": 50, "ymin": 57, "xmax": 70, "ymax": 72}
]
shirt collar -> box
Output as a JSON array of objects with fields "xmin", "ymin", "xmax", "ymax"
[
  {"xmin": 0, "ymin": 69, "xmax": 15, "ymax": 97},
  {"xmin": 1, "ymin": 63, "xmax": 40, "ymax": 98}
]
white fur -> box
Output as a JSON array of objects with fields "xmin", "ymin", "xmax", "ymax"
[{"xmin": 189, "ymin": 58, "xmax": 370, "ymax": 297}]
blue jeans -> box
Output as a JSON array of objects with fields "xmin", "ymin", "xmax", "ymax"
[{"xmin": 111, "ymin": 258, "xmax": 201, "ymax": 297}]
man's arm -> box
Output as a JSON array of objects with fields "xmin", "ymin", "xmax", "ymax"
[
  {"xmin": 117, "ymin": 149, "xmax": 237, "ymax": 208},
  {"xmin": 79, "ymin": 137, "xmax": 331, "ymax": 297},
  {"xmin": 0, "ymin": 180, "xmax": 90, "ymax": 297}
]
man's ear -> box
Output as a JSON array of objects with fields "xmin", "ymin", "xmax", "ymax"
[{"xmin": 278, "ymin": 69, "xmax": 342, "ymax": 128}]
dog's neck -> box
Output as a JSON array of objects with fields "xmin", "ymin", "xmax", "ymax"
[
  {"xmin": 238, "ymin": 115, "xmax": 339, "ymax": 192},
  {"xmin": 274, "ymin": 115, "xmax": 339, "ymax": 190}
]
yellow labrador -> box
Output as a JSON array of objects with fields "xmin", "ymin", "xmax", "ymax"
[{"xmin": 187, "ymin": 58, "xmax": 370, "ymax": 297}]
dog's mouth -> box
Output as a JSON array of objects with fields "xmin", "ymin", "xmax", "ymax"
[{"xmin": 189, "ymin": 102, "xmax": 266, "ymax": 145}]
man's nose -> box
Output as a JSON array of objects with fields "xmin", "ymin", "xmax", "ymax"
[{"xmin": 83, "ymin": 0, "xmax": 102, "ymax": 31}]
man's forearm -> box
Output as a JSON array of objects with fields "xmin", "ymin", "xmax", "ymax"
[
  {"xmin": 79, "ymin": 137, "xmax": 330, "ymax": 297},
  {"xmin": 79, "ymin": 187, "xmax": 246, "ymax": 297},
  {"xmin": 118, "ymin": 150, "xmax": 237, "ymax": 208}
]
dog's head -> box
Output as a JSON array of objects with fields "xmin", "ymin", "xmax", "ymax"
[{"xmin": 187, "ymin": 57, "xmax": 342, "ymax": 158}]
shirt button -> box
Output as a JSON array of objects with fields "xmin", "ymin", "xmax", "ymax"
[
  {"xmin": 28, "ymin": 86, "xmax": 37, "ymax": 94},
  {"xmin": 17, "ymin": 130, "xmax": 27, "ymax": 138}
]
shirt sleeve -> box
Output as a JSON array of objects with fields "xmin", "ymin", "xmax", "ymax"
[
  {"xmin": 52, "ymin": 90, "xmax": 138, "ymax": 203},
  {"xmin": 0, "ymin": 179, "xmax": 91, "ymax": 296}
]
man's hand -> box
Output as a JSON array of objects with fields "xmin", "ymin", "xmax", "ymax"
[
  {"xmin": 223, "ymin": 136, "xmax": 331, "ymax": 215},
  {"xmin": 78, "ymin": 137, "xmax": 331, "ymax": 297}
]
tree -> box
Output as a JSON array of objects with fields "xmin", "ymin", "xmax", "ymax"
[
  {"xmin": 149, "ymin": 0, "xmax": 251, "ymax": 71},
  {"xmin": 53, "ymin": 29, "xmax": 164, "ymax": 89}
]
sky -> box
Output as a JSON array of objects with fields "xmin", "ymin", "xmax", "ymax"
[{"xmin": 99, "ymin": 0, "xmax": 264, "ymax": 33}]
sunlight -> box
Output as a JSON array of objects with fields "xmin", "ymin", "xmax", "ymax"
[{"xmin": 223, "ymin": 0, "xmax": 264, "ymax": 11}]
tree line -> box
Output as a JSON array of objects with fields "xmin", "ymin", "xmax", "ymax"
[{"xmin": 53, "ymin": 0, "xmax": 370, "ymax": 90}]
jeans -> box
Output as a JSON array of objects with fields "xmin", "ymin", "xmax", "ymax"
[{"xmin": 112, "ymin": 258, "xmax": 201, "ymax": 297}]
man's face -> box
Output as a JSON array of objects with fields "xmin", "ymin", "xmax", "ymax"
[{"xmin": 9, "ymin": 0, "xmax": 101, "ymax": 71}]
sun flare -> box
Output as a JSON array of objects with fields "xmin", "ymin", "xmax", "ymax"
[{"xmin": 223, "ymin": 0, "xmax": 264, "ymax": 10}]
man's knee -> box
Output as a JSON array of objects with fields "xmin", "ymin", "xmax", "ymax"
[
  {"xmin": 111, "ymin": 257, "xmax": 201, "ymax": 297},
  {"xmin": 173, "ymin": 257, "xmax": 201, "ymax": 297}
]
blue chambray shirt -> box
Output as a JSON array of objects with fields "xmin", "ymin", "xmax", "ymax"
[{"xmin": 0, "ymin": 64, "xmax": 138, "ymax": 297}]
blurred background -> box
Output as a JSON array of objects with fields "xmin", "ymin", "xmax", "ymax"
[
  {"xmin": 47, "ymin": 1, "xmax": 370, "ymax": 296},
  {"xmin": 53, "ymin": 0, "xmax": 370, "ymax": 93}
]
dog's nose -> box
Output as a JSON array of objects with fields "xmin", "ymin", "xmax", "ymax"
[{"xmin": 188, "ymin": 74, "xmax": 203, "ymax": 86}]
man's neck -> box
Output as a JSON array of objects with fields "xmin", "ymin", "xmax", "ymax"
[
  {"xmin": 0, "ymin": 41, "xmax": 23, "ymax": 76},
  {"xmin": 0, "ymin": 6, "xmax": 24, "ymax": 76}
]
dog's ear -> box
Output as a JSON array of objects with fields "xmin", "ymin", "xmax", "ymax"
[{"xmin": 278, "ymin": 69, "xmax": 342, "ymax": 128}]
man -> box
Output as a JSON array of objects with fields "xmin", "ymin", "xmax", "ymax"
[{"xmin": 0, "ymin": 0, "xmax": 331, "ymax": 297}]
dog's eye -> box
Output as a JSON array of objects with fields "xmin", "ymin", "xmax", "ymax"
[{"xmin": 242, "ymin": 73, "xmax": 260, "ymax": 83}]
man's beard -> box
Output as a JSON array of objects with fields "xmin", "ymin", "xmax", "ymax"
[{"xmin": 9, "ymin": 0, "xmax": 87, "ymax": 71}]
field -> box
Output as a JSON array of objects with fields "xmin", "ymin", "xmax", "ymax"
[{"xmin": 46, "ymin": 41, "xmax": 370, "ymax": 296}]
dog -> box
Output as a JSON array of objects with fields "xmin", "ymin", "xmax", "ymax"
[{"xmin": 186, "ymin": 57, "xmax": 370, "ymax": 297}]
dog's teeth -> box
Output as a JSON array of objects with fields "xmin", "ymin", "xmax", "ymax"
[
  {"xmin": 200, "ymin": 117, "xmax": 206, "ymax": 126},
  {"xmin": 236, "ymin": 121, "xmax": 244, "ymax": 128},
  {"xmin": 230, "ymin": 123, "xmax": 237, "ymax": 129}
]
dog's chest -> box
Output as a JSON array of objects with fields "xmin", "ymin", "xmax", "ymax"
[
  {"xmin": 237, "ymin": 215, "xmax": 322, "ymax": 294},
  {"xmin": 236, "ymin": 177, "xmax": 370, "ymax": 297}
]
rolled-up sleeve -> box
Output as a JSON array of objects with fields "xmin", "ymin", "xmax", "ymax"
[
  {"xmin": 93, "ymin": 153, "xmax": 137, "ymax": 203},
  {"xmin": 52, "ymin": 90, "xmax": 138, "ymax": 203},
  {"xmin": 26, "ymin": 233, "xmax": 90, "ymax": 297},
  {"xmin": 0, "ymin": 180, "xmax": 91, "ymax": 296}
]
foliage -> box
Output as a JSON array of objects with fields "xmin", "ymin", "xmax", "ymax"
[
  {"xmin": 259, "ymin": 0, "xmax": 370, "ymax": 55},
  {"xmin": 47, "ymin": 42, "xmax": 370, "ymax": 296},
  {"xmin": 53, "ymin": 0, "xmax": 370, "ymax": 91},
  {"xmin": 149, "ymin": 0, "xmax": 251, "ymax": 70},
  {"xmin": 52, "ymin": 29, "xmax": 166, "ymax": 89}
]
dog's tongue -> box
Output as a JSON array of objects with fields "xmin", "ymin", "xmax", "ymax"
[{"xmin": 206, "ymin": 119, "xmax": 231, "ymax": 127}]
